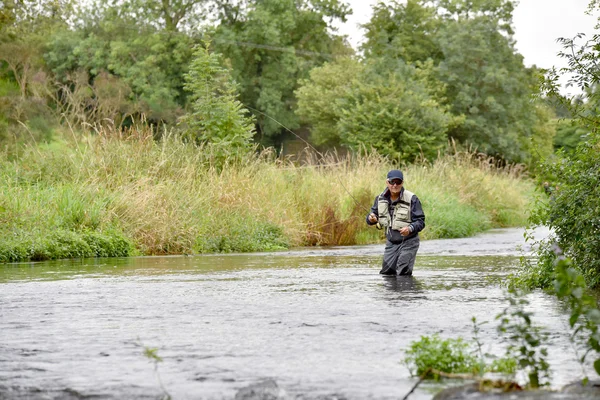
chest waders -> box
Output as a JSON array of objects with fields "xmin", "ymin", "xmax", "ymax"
[{"xmin": 376, "ymin": 189, "xmax": 414, "ymax": 234}]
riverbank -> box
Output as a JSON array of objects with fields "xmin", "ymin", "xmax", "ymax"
[{"xmin": 0, "ymin": 129, "xmax": 537, "ymax": 262}]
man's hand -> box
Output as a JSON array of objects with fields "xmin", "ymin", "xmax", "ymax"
[
  {"xmin": 399, "ymin": 226, "xmax": 411, "ymax": 236},
  {"xmin": 368, "ymin": 213, "xmax": 378, "ymax": 223}
]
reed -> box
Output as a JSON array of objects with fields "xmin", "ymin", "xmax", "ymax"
[{"xmin": 0, "ymin": 128, "xmax": 536, "ymax": 261}]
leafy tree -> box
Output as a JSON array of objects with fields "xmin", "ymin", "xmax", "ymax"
[
  {"xmin": 553, "ymin": 118, "xmax": 589, "ymax": 153},
  {"xmin": 180, "ymin": 43, "xmax": 255, "ymax": 153},
  {"xmin": 295, "ymin": 57, "xmax": 361, "ymax": 147},
  {"xmin": 361, "ymin": 0, "xmax": 554, "ymax": 164},
  {"xmin": 436, "ymin": 14, "xmax": 542, "ymax": 162},
  {"xmin": 0, "ymin": 0, "xmax": 73, "ymax": 141},
  {"xmin": 211, "ymin": 0, "xmax": 352, "ymax": 142},
  {"xmin": 362, "ymin": 0, "xmax": 443, "ymax": 64},
  {"xmin": 296, "ymin": 57, "xmax": 454, "ymax": 161},
  {"xmin": 526, "ymin": 9, "xmax": 600, "ymax": 288},
  {"xmin": 83, "ymin": 0, "xmax": 209, "ymax": 32},
  {"xmin": 44, "ymin": 3, "xmax": 196, "ymax": 126}
]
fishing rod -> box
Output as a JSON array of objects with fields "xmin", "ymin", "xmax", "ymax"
[{"xmin": 244, "ymin": 105, "xmax": 372, "ymax": 215}]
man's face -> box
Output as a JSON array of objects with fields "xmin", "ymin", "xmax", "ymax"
[{"xmin": 387, "ymin": 178, "xmax": 403, "ymax": 195}]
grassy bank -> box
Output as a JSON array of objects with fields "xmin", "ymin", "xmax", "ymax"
[{"xmin": 0, "ymin": 128, "xmax": 536, "ymax": 262}]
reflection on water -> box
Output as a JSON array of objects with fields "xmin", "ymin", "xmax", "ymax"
[
  {"xmin": 381, "ymin": 276, "xmax": 427, "ymax": 302},
  {"xmin": 0, "ymin": 227, "xmax": 593, "ymax": 400}
]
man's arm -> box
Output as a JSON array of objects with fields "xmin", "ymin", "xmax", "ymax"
[
  {"xmin": 409, "ymin": 196, "xmax": 425, "ymax": 233},
  {"xmin": 366, "ymin": 196, "xmax": 379, "ymax": 225}
]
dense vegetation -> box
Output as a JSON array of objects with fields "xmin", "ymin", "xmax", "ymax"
[
  {"xmin": 0, "ymin": 130, "xmax": 533, "ymax": 262},
  {"xmin": 1, "ymin": 0, "xmax": 567, "ymax": 163},
  {"xmin": 513, "ymin": 14, "xmax": 600, "ymax": 290}
]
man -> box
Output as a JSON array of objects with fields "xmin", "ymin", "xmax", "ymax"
[{"xmin": 366, "ymin": 169, "xmax": 425, "ymax": 275}]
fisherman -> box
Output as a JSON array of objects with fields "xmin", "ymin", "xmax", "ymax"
[{"xmin": 366, "ymin": 169, "xmax": 425, "ymax": 275}]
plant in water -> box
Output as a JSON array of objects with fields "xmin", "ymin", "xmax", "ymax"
[
  {"xmin": 403, "ymin": 333, "xmax": 479, "ymax": 380},
  {"xmin": 403, "ymin": 320, "xmax": 517, "ymax": 383},
  {"xmin": 553, "ymin": 254, "xmax": 600, "ymax": 380},
  {"xmin": 496, "ymin": 292, "xmax": 550, "ymax": 389},
  {"xmin": 140, "ymin": 343, "xmax": 171, "ymax": 400}
]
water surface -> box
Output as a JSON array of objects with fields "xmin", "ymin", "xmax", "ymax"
[{"xmin": 0, "ymin": 227, "xmax": 592, "ymax": 399}]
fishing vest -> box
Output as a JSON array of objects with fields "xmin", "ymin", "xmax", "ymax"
[{"xmin": 377, "ymin": 189, "xmax": 414, "ymax": 231}]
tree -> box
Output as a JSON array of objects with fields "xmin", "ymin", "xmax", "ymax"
[
  {"xmin": 211, "ymin": 0, "xmax": 352, "ymax": 143},
  {"xmin": 84, "ymin": 0, "xmax": 209, "ymax": 32},
  {"xmin": 0, "ymin": 0, "xmax": 73, "ymax": 139},
  {"xmin": 296, "ymin": 57, "xmax": 454, "ymax": 161},
  {"xmin": 362, "ymin": 0, "xmax": 443, "ymax": 64},
  {"xmin": 436, "ymin": 14, "xmax": 544, "ymax": 162},
  {"xmin": 361, "ymin": 0, "xmax": 554, "ymax": 164},
  {"xmin": 179, "ymin": 43, "xmax": 255, "ymax": 153},
  {"xmin": 531, "ymin": 12, "xmax": 600, "ymax": 288},
  {"xmin": 44, "ymin": 3, "xmax": 196, "ymax": 126}
]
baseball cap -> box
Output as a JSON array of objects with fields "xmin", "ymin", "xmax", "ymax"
[{"xmin": 386, "ymin": 169, "xmax": 404, "ymax": 181}]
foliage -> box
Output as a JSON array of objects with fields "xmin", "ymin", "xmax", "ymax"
[
  {"xmin": 93, "ymin": 0, "xmax": 208, "ymax": 32},
  {"xmin": 403, "ymin": 318, "xmax": 518, "ymax": 382},
  {"xmin": 471, "ymin": 317, "xmax": 517, "ymax": 376},
  {"xmin": 553, "ymin": 256, "xmax": 600, "ymax": 378},
  {"xmin": 0, "ymin": 229, "xmax": 133, "ymax": 262},
  {"xmin": 554, "ymin": 118, "xmax": 589, "ymax": 153},
  {"xmin": 140, "ymin": 343, "xmax": 172, "ymax": 400},
  {"xmin": 195, "ymin": 219, "xmax": 288, "ymax": 253},
  {"xmin": 360, "ymin": 0, "xmax": 554, "ymax": 165},
  {"xmin": 44, "ymin": 10, "xmax": 195, "ymax": 126},
  {"xmin": 403, "ymin": 334, "xmax": 479, "ymax": 379},
  {"xmin": 296, "ymin": 58, "xmax": 454, "ymax": 161},
  {"xmin": 211, "ymin": 0, "xmax": 352, "ymax": 141},
  {"xmin": 362, "ymin": 0, "xmax": 443, "ymax": 63},
  {"xmin": 524, "ymin": 130, "xmax": 600, "ymax": 288},
  {"xmin": 496, "ymin": 292, "xmax": 550, "ymax": 389},
  {"xmin": 179, "ymin": 42, "xmax": 255, "ymax": 159},
  {"xmin": 0, "ymin": 128, "xmax": 535, "ymax": 262},
  {"xmin": 520, "ymin": 4, "xmax": 600, "ymax": 291},
  {"xmin": 295, "ymin": 57, "xmax": 361, "ymax": 147}
]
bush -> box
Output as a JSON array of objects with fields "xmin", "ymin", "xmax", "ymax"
[
  {"xmin": 522, "ymin": 130, "xmax": 600, "ymax": 289},
  {"xmin": 0, "ymin": 229, "xmax": 133, "ymax": 262},
  {"xmin": 403, "ymin": 334, "xmax": 479, "ymax": 379}
]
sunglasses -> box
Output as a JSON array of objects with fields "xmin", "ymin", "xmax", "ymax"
[{"xmin": 388, "ymin": 179, "xmax": 403, "ymax": 186}]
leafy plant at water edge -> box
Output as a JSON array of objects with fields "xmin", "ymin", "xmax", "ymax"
[
  {"xmin": 553, "ymin": 255, "xmax": 600, "ymax": 379},
  {"xmin": 403, "ymin": 322, "xmax": 516, "ymax": 382},
  {"xmin": 194, "ymin": 220, "xmax": 289, "ymax": 254},
  {"xmin": 0, "ymin": 229, "xmax": 133, "ymax": 262},
  {"xmin": 403, "ymin": 334, "xmax": 479, "ymax": 379},
  {"xmin": 496, "ymin": 292, "xmax": 550, "ymax": 389},
  {"xmin": 470, "ymin": 317, "xmax": 517, "ymax": 377}
]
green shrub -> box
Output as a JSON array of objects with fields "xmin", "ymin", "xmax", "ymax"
[
  {"xmin": 0, "ymin": 229, "xmax": 133, "ymax": 262},
  {"xmin": 522, "ymin": 130, "xmax": 600, "ymax": 289},
  {"xmin": 403, "ymin": 334, "xmax": 479, "ymax": 379}
]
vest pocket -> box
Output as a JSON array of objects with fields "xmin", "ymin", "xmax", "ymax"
[{"xmin": 391, "ymin": 206, "xmax": 410, "ymax": 230}]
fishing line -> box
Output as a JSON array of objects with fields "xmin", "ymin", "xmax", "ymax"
[{"xmin": 245, "ymin": 105, "xmax": 372, "ymax": 215}]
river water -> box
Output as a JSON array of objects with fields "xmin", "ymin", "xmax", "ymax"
[{"xmin": 0, "ymin": 227, "xmax": 594, "ymax": 399}]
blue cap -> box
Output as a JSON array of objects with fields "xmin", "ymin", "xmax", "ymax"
[{"xmin": 387, "ymin": 169, "xmax": 404, "ymax": 181}]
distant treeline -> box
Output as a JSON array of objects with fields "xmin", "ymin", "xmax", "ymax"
[{"xmin": 0, "ymin": 0, "xmax": 586, "ymax": 164}]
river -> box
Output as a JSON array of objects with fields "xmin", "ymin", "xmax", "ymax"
[{"xmin": 0, "ymin": 227, "xmax": 594, "ymax": 399}]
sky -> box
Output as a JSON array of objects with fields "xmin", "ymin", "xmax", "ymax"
[{"xmin": 335, "ymin": 0, "xmax": 599, "ymax": 95}]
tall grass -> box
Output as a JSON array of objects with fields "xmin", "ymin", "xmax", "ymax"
[{"xmin": 0, "ymin": 127, "xmax": 536, "ymax": 261}]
